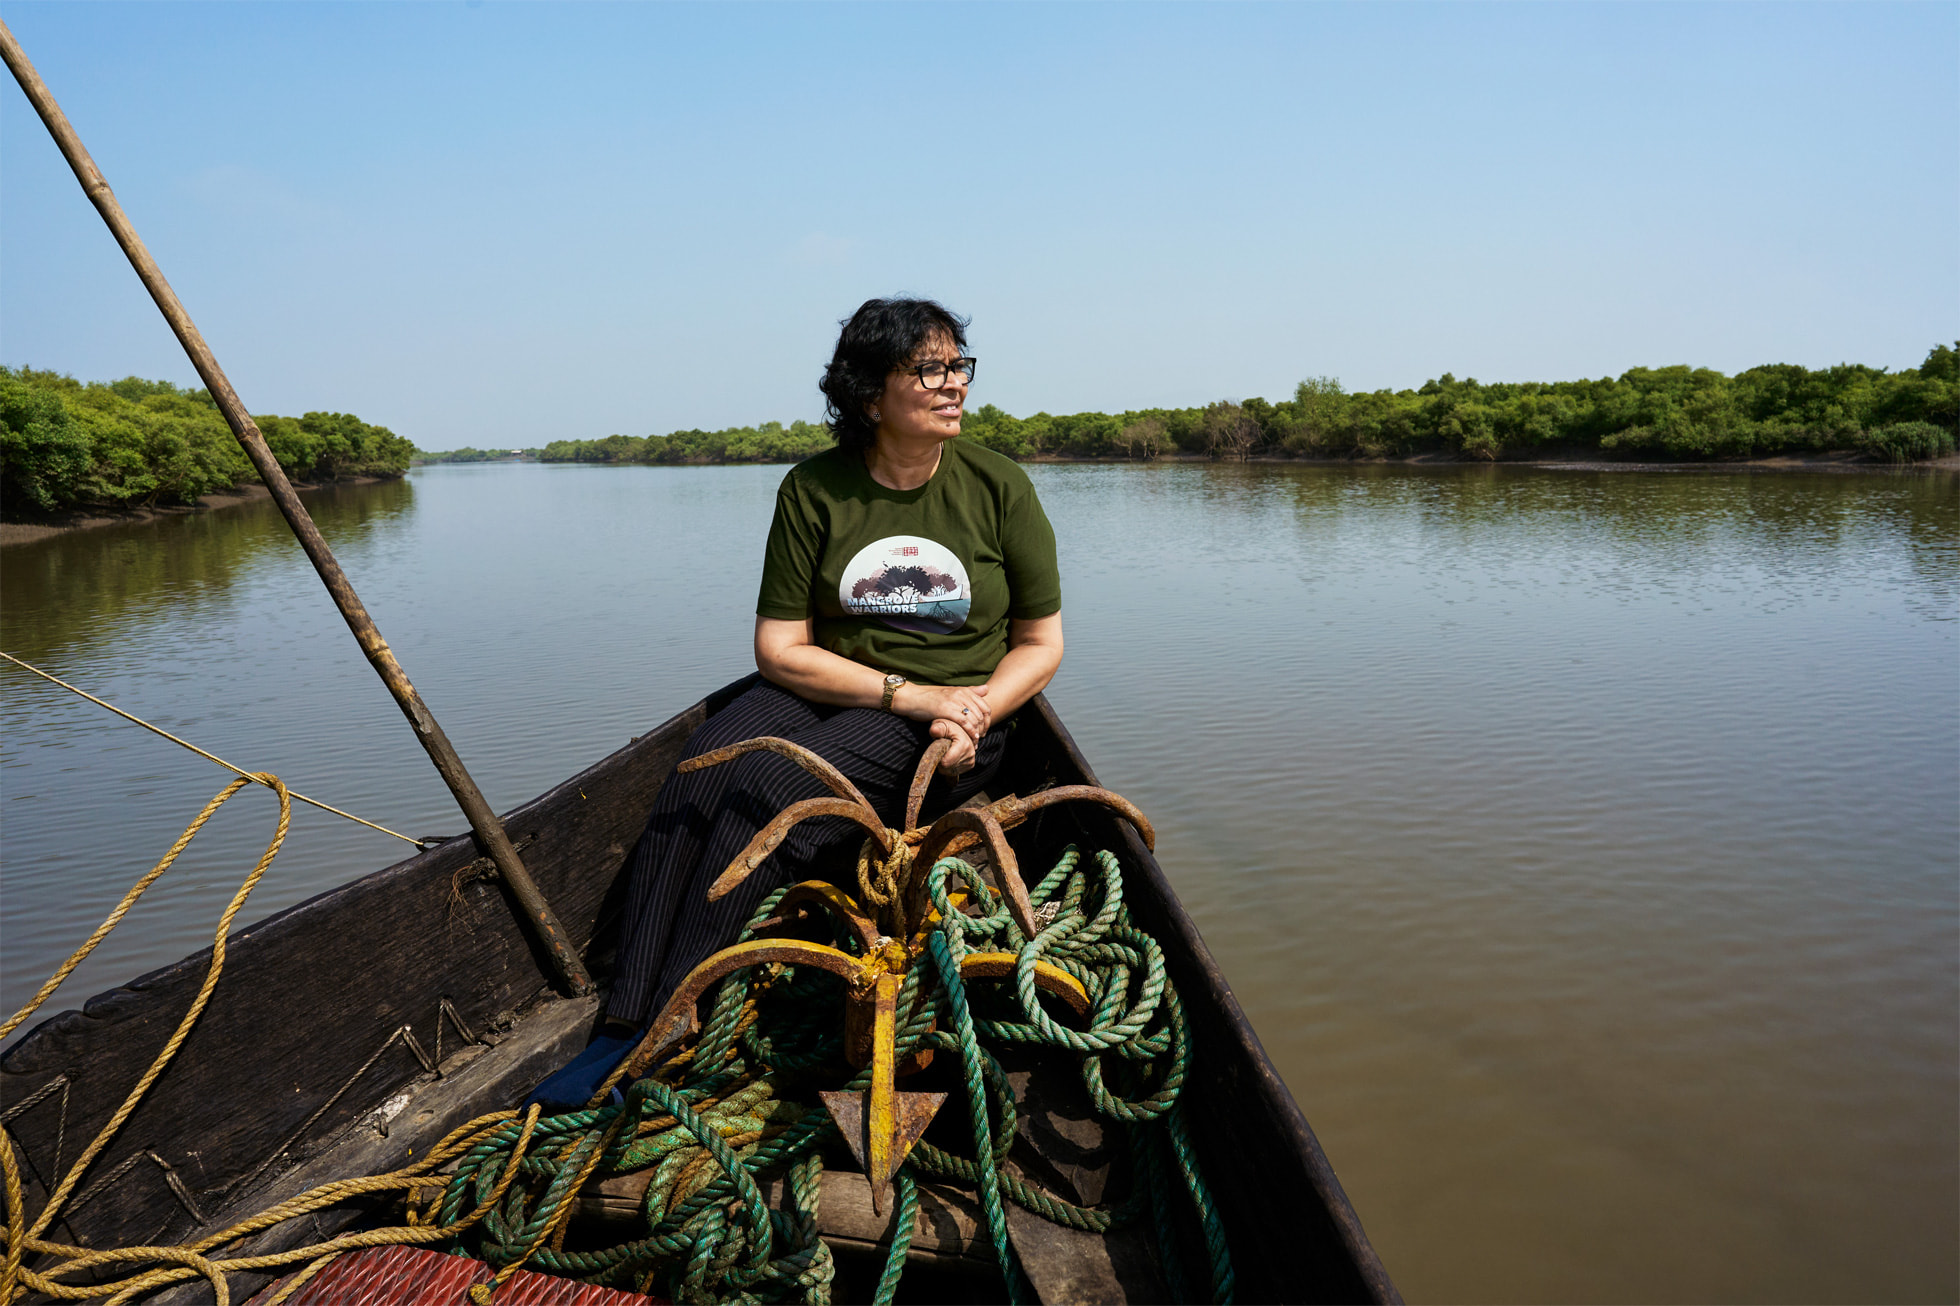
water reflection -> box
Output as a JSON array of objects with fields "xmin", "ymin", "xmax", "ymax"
[
  {"xmin": 2, "ymin": 461, "xmax": 1953, "ymax": 1304},
  {"xmin": 2, "ymin": 479, "xmax": 418, "ymax": 665}
]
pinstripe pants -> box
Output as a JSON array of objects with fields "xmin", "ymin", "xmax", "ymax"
[{"xmin": 606, "ymin": 679, "xmax": 1008, "ymax": 1026}]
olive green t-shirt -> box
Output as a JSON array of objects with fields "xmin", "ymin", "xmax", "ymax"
[{"xmin": 755, "ymin": 440, "xmax": 1061, "ymax": 686}]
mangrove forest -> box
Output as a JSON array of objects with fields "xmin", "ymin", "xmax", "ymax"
[
  {"xmin": 517, "ymin": 345, "xmax": 1956, "ymax": 468},
  {"xmin": 0, "ymin": 368, "xmax": 416, "ymax": 518}
]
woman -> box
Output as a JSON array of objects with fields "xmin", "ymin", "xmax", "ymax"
[{"xmin": 534, "ymin": 298, "xmax": 1063, "ymax": 1108}]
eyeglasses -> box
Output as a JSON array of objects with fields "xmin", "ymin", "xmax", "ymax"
[{"xmin": 900, "ymin": 356, "xmax": 977, "ymax": 390}]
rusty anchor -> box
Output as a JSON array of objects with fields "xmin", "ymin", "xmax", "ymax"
[
  {"xmin": 816, "ymin": 971, "xmax": 943, "ymax": 1215},
  {"xmin": 624, "ymin": 732, "xmax": 1144, "ymax": 1214},
  {"xmin": 679, "ymin": 734, "xmax": 1154, "ymax": 940}
]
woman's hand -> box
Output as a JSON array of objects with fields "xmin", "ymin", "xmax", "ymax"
[
  {"xmin": 892, "ymin": 683, "xmax": 990, "ymax": 741},
  {"xmin": 754, "ymin": 621, "xmax": 996, "ymax": 746},
  {"xmin": 929, "ymin": 717, "xmax": 978, "ymax": 775}
]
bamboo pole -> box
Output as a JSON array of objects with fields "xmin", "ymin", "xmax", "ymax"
[{"xmin": 0, "ymin": 20, "xmax": 594, "ymax": 997}]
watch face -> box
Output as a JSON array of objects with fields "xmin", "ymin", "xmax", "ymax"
[{"xmin": 886, "ymin": 674, "xmax": 905, "ymax": 687}]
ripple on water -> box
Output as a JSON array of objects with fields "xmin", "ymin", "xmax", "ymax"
[{"xmin": 2, "ymin": 462, "xmax": 1954, "ymax": 1303}]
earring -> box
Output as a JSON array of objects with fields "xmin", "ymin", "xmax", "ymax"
[{"xmin": 870, "ymin": 408, "xmax": 881, "ymax": 421}]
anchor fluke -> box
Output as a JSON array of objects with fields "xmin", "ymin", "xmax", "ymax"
[
  {"xmin": 819, "ymin": 1088, "xmax": 946, "ymax": 1217},
  {"xmin": 819, "ymin": 970, "xmax": 945, "ymax": 1215}
]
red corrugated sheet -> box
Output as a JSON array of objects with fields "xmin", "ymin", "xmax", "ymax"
[{"xmin": 246, "ymin": 1243, "xmax": 663, "ymax": 1306}]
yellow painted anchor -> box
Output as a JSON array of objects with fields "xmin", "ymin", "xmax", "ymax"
[
  {"xmin": 817, "ymin": 970, "xmax": 940, "ymax": 1215},
  {"xmin": 623, "ymin": 734, "xmax": 1138, "ymax": 1213},
  {"xmin": 625, "ymin": 897, "xmax": 1091, "ymax": 1214}
]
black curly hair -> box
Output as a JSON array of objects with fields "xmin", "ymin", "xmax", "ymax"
[{"xmin": 819, "ymin": 298, "xmax": 970, "ymax": 458}]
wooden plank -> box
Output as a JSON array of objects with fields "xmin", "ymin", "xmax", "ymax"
[
  {"xmin": 0, "ymin": 678, "xmax": 751, "ymax": 1256},
  {"xmin": 152, "ymin": 994, "xmax": 601, "ymax": 1306},
  {"xmin": 578, "ymin": 1168, "xmax": 993, "ymax": 1263},
  {"xmin": 579, "ymin": 1148, "xmax": 1160, "ymax": 1301},
  {"xmin": 1003, "ymin": 1199, "xmax": 1162, "ymax": 1305}
]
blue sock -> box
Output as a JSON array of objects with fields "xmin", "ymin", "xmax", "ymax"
[{"xmin": 526, "ymin": 1030, "xmax": 636, "ymax": 1113}]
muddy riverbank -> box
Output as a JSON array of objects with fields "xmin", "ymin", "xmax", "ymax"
[{"xmin": 0, "ymin": 476, "xmax": 396, "ymax": 546}]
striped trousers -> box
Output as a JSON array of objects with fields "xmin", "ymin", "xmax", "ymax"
[{"xmin": 606, "ymin": 678, "xmax": 1007, "ymax": 1026}]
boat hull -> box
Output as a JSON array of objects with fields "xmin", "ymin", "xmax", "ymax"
[{"xmin": 1, "ymin": 677, "xmax": 1396, "ymax": 1303}]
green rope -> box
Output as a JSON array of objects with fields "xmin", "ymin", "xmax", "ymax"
[
  {"xmin": 1165, "ymin": 1099, "xmax": 1236, "ymax": 1304},
  {"xmin": 437, "ymin": 844, "xmax": 1235, "ymax": 1304},
  {"xmin": 1136, "ymin": 1121, "xmax": 1192, "ymax": 1304},
  {"xmin": 872, "ymin": 1166, "xmax": 918, "ymax": 1306},
  {"xmin": 926, "ymin": 926, "xmax": 1026, "ymax": 1302}
]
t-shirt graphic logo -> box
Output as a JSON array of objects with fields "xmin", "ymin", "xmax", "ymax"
[{"xmin": 838, "ymin": 535, "xmax": 972, "ymax": 634}]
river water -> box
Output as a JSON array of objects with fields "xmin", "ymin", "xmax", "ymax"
[{"xmin": 3, "ymin": 461, "xmax": 1954, "ymax": 1302}]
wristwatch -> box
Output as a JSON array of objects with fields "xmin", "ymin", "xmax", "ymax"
[{"xmin": 880, "ymin": 673, "xmax": 907, "ymax": 713}]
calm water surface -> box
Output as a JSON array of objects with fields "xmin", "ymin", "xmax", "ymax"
[{"xmin": 3, "ymin": 461, "xmax": 1955, "ymax": 1302}]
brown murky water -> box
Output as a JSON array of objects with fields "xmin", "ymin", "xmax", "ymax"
[{"xmin": 4, "ymin": 461, "xmax": 1955, "ymax": 1301}]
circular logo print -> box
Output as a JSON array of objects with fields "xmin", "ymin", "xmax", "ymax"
[{"xmin": 838, "ymin": 535, "xmax": 972, "ymax": 634}]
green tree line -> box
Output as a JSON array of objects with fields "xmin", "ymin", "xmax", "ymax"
[
  {"xmin": 961, "ymin": 344, "xmax": 1957, "ymax": 463},
  {"xmin": 0, "ymin": 368, "xmax": 416, "ymax": 517},
  {"xmin": 525, "ymin": 345, "xmax": 1957, "ymax": 469},
  {"xmin": 415, "ymin": 446, "xmax": 533, "ymax": 464},
  {"xmin": 534, "ymin": 419, "xmax": 834, "ymax": 466}
]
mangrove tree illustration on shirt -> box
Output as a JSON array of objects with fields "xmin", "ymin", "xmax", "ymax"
[{"xmin": 838, "ymin": 535, "xmax": 972, "ymax": 634}]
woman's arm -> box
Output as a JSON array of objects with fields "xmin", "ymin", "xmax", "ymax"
[
  {"xmin": 982, "ymin": 613, "xmax": 1064, "ymax": 720},
  {"xmin": 921, "ymin": 613, "xmax": 1065, "ymax": 773},
  {"xmin": 754, "ymin": 617, "xmax": 993, "ymax": 736}
]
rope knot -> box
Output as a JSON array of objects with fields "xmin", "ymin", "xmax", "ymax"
[{"xmin": 853, "ymin": 831, "xmax": 914, "ymax": 912}]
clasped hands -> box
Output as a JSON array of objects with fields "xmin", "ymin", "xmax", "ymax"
[{"xmin": 889, "ymin": 682, "xmax": 991, "ymax": 776}]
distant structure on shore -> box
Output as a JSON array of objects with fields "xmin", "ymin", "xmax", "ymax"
[{"xmin": 413, "ymin": 447, "xmax": 540, "ymax": 465}]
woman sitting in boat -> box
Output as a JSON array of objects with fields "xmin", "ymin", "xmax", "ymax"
[{"xmin": 534, "ymin": 297, "xmax": 1064, "ymax": 1108}]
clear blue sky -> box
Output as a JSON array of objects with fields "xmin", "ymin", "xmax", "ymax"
[{"xmin": 3, "ymin": 2, "xmax": 1953, "ymax": 449}]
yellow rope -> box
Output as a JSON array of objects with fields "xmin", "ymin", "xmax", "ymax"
[
  {"xmin": 0, "ymin": 1124, "xmax": 25, "ymax": 1304},
  {"xmin": 0, "ymin": 776, "xmax": 554, "ymax": 1305},
  {"xmin": 0, "ymin": 651, "xmax": 431, "ymax": 847},
  {"xmin": 6, "ymin": 1102, "xmax": 540, "ymax": 1302},
  {"xmin": 21, "ymin": 777, "xmax": 290, "ymax": 1239},
  {"xmin": 2, "ymin": 776, "xmax": 256, "ymax": 1044},
  {"xmin": 257, "ymin": 1251, "xmax": 336, "ymax": 1306}
]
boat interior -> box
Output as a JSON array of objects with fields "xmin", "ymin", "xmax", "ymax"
[{"xmin": 1, "ymin": 675, "xmax": 1395, "ymax": 1304}]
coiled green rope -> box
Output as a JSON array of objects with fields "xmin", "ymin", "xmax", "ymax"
[{"xmin": 437, "ymin": 845, "xmax": 1235, "ymax": 1305}]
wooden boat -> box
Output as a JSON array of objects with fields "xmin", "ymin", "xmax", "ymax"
[{"xmin": 1, "ymin": 677, "xmax": 1399, "ymax": 1303}]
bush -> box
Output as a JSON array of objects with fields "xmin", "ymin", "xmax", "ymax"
[
  {"xmin": 0, "ymin": 367, "xmax": 413, "ymax": 516},
  {"xmin": 282, "ymin": 411, "xmax": 417, "ymax": 479},
  {"xmin": 1117, "ymin": 416, "xmax": 1171, "ymax": 460},
  {"xmin": 1858, "ymin": 421, "xmax": 1955, "ymax": 463},
  {"xmin": 0, "ymin": 373, "xmax": 92, "ymax": 512},
  {"xmin": 961, "ymin": 405, "xmax": 1036, "ymax": 457},
  {"xmin": 1200, "ymin": 402, "xmax": 1259, "ymax": 460},
  {"xmin": 50, "ymin": 383, "xmax": 248, "ymax": 505},
  {"xmin": 1047, "ymin": 412, "xmax": 1124, "ymax": 457}
]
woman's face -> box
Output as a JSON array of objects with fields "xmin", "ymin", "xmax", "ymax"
[{"xmin": 874, "ymin": 334, "xmax": 968, "ymax": 447}]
